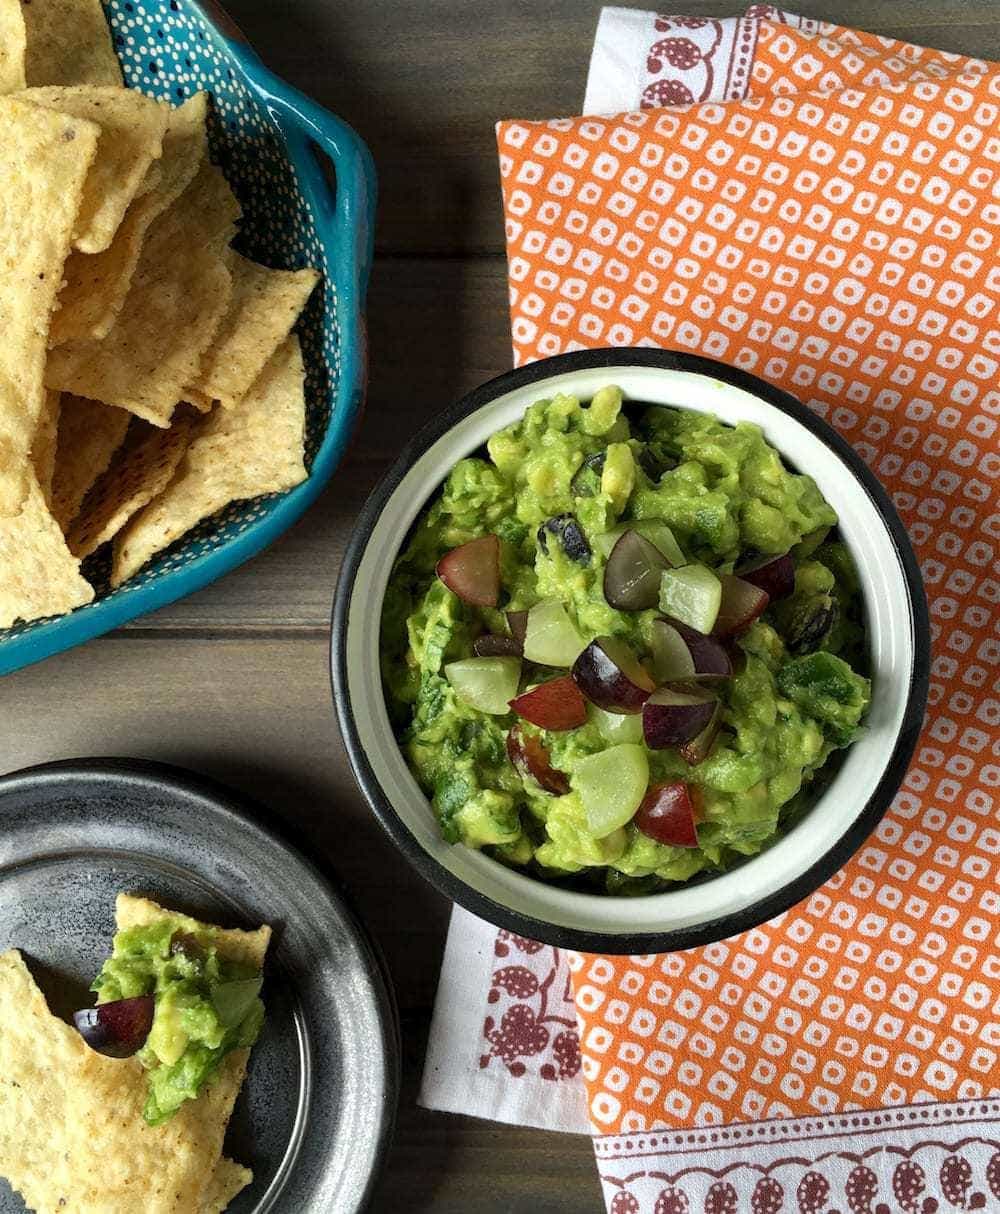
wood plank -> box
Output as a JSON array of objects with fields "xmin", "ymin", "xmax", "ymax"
[
  {"xmin": 376, "ymin": 1012, "xmax": 600, "ymax": 1214},
  {"xmin": 227, "ymin": 0, "xmax": 1000, "ymax": 255}
]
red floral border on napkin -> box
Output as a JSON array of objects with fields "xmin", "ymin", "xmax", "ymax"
[
  {"xmin": 641, "ymin": 14, "xmax": 760, "ymax": 107},
  {"xmin": 596, "ymin": 1098, "xmax": 1000, "ymax": 1212}
]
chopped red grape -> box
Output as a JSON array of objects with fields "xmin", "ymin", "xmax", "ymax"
[
  {"xmin": 436, "ymin": 534, "xmax": 501, "ymax": 607},
  {"xmin": 642, "ymin": 687, "xmax": 718, "ymax": 749},
  {"xmin": 74, "ymin": 994, "xmax": 154, "ymax": 1056},
  {"xmin": 603, "ymin": 529, "xmax": 671, "ymax": 611},
  {"xmin": 634, "ymin": 782, "xmax": 699, "ymax": 848},
  {"xmin": 652, "ymin": 617, "xmax": 731, "ymax": 682},
  {"xmin": 736, "ymin": 552, "xmax": 794, "ymax": 602},
  {"xmin": 506, "ymin": 725, "xmax": 570, "ymax": 795},
  {"xmin": 510, "ymin": 676, "xmax": 588, "ymax": 731},
  {"xmin": 713, "ymin": 574, "xmax": 769, "ymax": 637},
  {"xmin": 572, "ymin": 636, "xmax": 656, "ymax": 714}
]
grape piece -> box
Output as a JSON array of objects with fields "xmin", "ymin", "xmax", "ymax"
[
  {"xmin": 603, "ymin": 530, "xmax": 672, "ymax": 611},
  {"xmin": 652, "ymin": 617, "xmax": 731, "ymax": 681},
  {"xmin": 658, "ymin": 564, "xmax": 722, "ymax": 634},
  {"xmin": 572, "ymin": 637, "xmax": 656, "ymax": 714},
  {"xmin": 572, "ymin": 743, "xmax": 649, "ymax": 836},
  {"xmin": 507, "ymin": 725, "xmax": 569, "ymax": 795},
  {"xmin": 642, "ymin": 687, "xmax": 717, "ymax": 749},
  {"xmin": 436, "ymin": 534, "xmax": 501, "ymax": 606},
  {"xmin": 523, "ymin": 600, "xmax": 587, "ymax": 667},
  {"xmin": 713, "ymin": 573, "xmax": 769, "ymax": 637},
  {"xmin": 445, "ymin": 656, "xmax": 521, "ymax": 714},
  {"xmin": 737, "ymin": 552, "xmax": 794, "ymax": 601},
  {"xmin": 510, "ymin": 676, "xmax": 588, "ymax": 731},
  {"xmin": 74, "ymin": 994, "xmax": 154, "ymax": 1056}
]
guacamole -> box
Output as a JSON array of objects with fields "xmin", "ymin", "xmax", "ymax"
[
  {"xmin": 382, "ymin": 387, "xmax": 870, "ymax": 893},
  {"xmin": 92, "ymin": 910, "xmax": 265, "ymax": 1124}
]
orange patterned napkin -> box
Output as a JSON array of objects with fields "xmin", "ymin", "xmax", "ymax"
[{"xmin": 496, "ymin": 5, "xmax": 1000, "ymax": 1158}]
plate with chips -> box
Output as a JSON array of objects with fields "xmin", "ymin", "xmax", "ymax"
[
  {"xmin": 0, "ymin": 757, "xmax": 399, "ymax": 1213},
  {"xmin": 0, "ymin": 0, "xmax": 375, "ymax": 674}
]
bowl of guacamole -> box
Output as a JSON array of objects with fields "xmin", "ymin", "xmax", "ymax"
[{"xmin": 333, "ymin": 350, "xmax": 928, "ymax": 953}]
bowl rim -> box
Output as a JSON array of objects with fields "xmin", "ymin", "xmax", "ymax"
[{"xmin": 331, "ymin": 348, "xmax": 930, "ymax": 954}]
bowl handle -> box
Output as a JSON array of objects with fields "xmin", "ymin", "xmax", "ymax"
[{"xmin": 224, "ymin": 46, "xmax": 377, "ymax": 303}]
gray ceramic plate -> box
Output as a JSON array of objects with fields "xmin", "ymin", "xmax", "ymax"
[{"xmin": 0, "ymin": 759, "xmax": 398, "ymax": 1213}]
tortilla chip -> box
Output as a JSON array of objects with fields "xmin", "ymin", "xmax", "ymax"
[
  {"xmin": 112, "ymin": 335, "xmax": 308, "ymax": 586},
  {"xmin": 202, "ymin": 1159, "xmax": 254, "ymax": 1213},
  {"xmin": 21, "ymin": 85, "xmax": 168, "ymax": 253},
  {"xmin": 136, "ymin": 160, "xmax": 162, "ymax": 197},
  {"xmin": 186, "ymin": 387, "xmax": 215, "ymax": 412},
  {"xmin": 22, "ymin": 0, "xmax": 123, "ymax": 88},
  {"xmin": 0, "ymin": 0, "xmax": 26, "ymax": 93},
  {"xmin": 115, "ymin": 894, "xmax": 271, "ymax": 970},
  {"xmin": 46, "ymin": 160, "xmax": 241, "ymax": 426},
  {"xmin": 0, "ymin": 474, "xmax": 93, "ymax": 628},
  {"xmin": 188, "ymin": 253, "xmax": 319, "ymax": 409},
  {"xmin": 0, "ymin": 97, "xmax": 100, "ymax": 514},
  {"xmin": 50, "ymin": 92, "xmax": 209, "ymax": 346},
  {"xmin": 68, "ymin": 408, "xmax": 199, "ymax": 558},
  {"xmin": 30, "ymin": 390, "xmax": 61, "ymax": 507},
  {"xmin": 0, "ymin": 950, "xmax": 253, "ymax": 1213},
  {"xmin": 0, "ymin": 898, "xmax": 267, "ymax": 1212},
  {"xmin": 49, "ymin": 394, "xmax": 131, "ymax": 532}
]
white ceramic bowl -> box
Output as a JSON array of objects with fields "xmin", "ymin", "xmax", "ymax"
[{"xmin": 332, "ymin": 350, "xmax": 928, "ymax": 953}]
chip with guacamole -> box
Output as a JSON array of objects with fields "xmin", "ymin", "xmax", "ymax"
[
  {"xmin": 382, "ymin": 386, "xmax": 871, "ymax": 893},
  {"xmin": 0, "ymin": 894, "xmax": 269, "ymax": 1213},
  {"xmin": 87, "ymin": 895, "xmax": 268, "ymax": 1125}
]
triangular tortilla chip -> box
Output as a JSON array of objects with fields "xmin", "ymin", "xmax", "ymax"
[
  {"xmin": 21, "ymin": 85, "xmax": 168, "ymax": 253},
  {"xmin": 50, "ymin": 92, "xmax": 209, "ymax": 346},
  {"xmin": 0, "ymin": 890, "xmax": 269, "ymax": 1212},
  {"xmin": 22, "ymin": 0, "xmax": 122, "ymax": 88},
  {"xmin": 0, "ymin": 474, "xmax": 93, "ymax": 628},
  {"xmin": 0, "ymin": 96, "xmax": 99, "ymax": 514},
  {"xmin": 46, "ymin": 160, "xmax": 240, "ymax": 426},
  {"xmin": 68, "ymin": 408, "xmax": 199, "ymax": 558},
  {"xmin": 30, "ymin": 390, "xmax": 61, "ymax": 507},
  {"xmin": 50, "ymin": 394, "xmax": 131, "ymax": 532},
  {"xmin": 0, "ymin": 0, "xmax": 26, "ymax": 93},
  {"xmin": 187, "ymin": 253, "xmax": 319, "ymax": 409},
  {"xmin": 112, "ymin": 335, "xmax": 308, "ymax": 586}
]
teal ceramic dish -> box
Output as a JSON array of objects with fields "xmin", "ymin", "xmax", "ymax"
[{"xmin": 0, "ymin": 0, "xmax": 375, "ymax": 676}]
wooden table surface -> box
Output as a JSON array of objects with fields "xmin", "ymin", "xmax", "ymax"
[{"xmin": 3, "ymin": 2, "xmax": 999, "ymax": 1209}]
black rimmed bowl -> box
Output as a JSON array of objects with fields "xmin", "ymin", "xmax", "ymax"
[{"xmin": 332, "ymin": 349, "xmax": 929, "ymax": 954}]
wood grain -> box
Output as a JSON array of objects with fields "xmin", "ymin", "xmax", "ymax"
[{"xmin": 4, "ymin": 4, "xmax": 1000, "ymax": 1210}]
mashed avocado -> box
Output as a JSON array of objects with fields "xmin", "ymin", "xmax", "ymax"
[
  {"xmin": 92, "ymin": 912, "xmax": 265, "ymax": 1124},
  {"xmin": 382, "ymin": 387, "xmax": 870, "ymax": 893}
]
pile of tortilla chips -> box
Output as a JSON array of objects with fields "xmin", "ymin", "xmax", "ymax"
[
  {"xmin": 0, "ymin": 0, "xmax": 319, "ymax": 631},
  {"xmin": 0, "ymin": 894, "xmax": 271, "ymax": 1213}
]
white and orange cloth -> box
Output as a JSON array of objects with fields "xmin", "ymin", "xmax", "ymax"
[{"xmin": 421, "ymin": 8, "xmax": 1000, "ymax": 1210}]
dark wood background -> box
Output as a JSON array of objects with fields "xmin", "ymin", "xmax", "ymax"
[{"xmin": 3, "ymin": 3, "xmax": 998, "ymax": 1209}]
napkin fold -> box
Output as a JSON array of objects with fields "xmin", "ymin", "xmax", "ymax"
[
  {"xmin": 420, "ymin": 905, "xmax": 590, "ymax": 1133},
  {"xmin": 422, "ymin": 7, "xmax": 1000, "ymax": 1210}
]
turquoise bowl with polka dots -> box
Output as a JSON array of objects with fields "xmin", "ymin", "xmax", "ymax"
[{"xmin": 0, "ymin": 0, "xmax": 375, "ymax": 676}]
